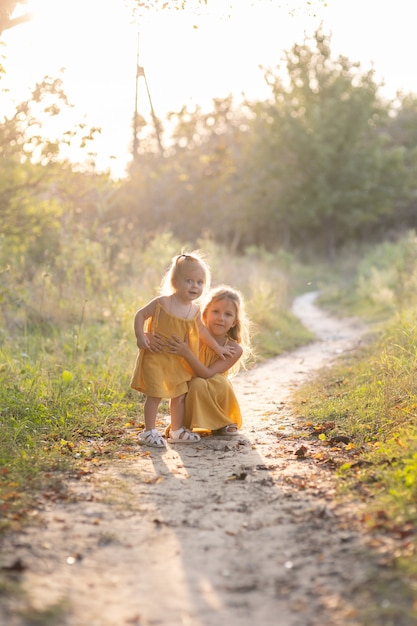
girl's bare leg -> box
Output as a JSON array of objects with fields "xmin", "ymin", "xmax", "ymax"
[
  {"xmin": 169, "ymin": 394, "xmax": 185, "ymax": 431},
  {"xmin": 143, "ymin": 396, "xmax": 160, "ymax": 431}
]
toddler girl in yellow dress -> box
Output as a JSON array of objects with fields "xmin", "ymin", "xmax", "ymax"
[{"xmin": 131, "ymin": 253, "xmax": 235, "ymax": 448}]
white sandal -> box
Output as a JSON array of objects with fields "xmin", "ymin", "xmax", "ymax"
[
  {"xmin": 138, "ymin": 429, "xmax": 166, "ymax": 448},
  {"xmin": 168, "ymin": 427, "xmax": 200, "ymax": 444}
]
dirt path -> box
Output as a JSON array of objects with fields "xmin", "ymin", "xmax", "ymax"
[{"xmin": 2, "ymin": 293, "xmax": 379, "ymax": 626}]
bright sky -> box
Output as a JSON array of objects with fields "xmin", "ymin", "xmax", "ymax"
[{"xmin": 2, "ymin": 0, "xmax": 417, "ymax": 178}]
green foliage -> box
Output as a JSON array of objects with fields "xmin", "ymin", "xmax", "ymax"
[
  {"xmin": 4, "ymin": 28, "xmax": 417, "ymax": 264},
  {"xmin": 255, "ymin": 308, "xmax": 313, "ymax": 359},
  {"xmin": 0, "ymin": 73, "xmax": 105, "ymax": 304},
  {"xmin": 0, "ymin": 319, "xmax": 137, "ymax": 530},
  {"xmin": 242, "ymin": 28, "xmax": 408, "ymax": 259},
  {"xmin": 115, "ymin": 28, "xmax": 417, "ymax": 260},
  {"xmin": 294, "ymin": 316, "xmax": 417, "ymax": 441},
  {"xmin": 3, "ymin": 14, "xmax": 417, "ymax": 622},
  {"xmin": 355, "ymin": 232, "xmax": 417, "ymax": 314},
  {"xmin": 0, "ymin": 225, "xmax": 311, "ymax": 532},
  {"xmin": 292, "ymin": 296, "xmax": 417, "ymax": 593},
  {"xmin": 318, "ymin": 231, "xmax": 417, "ymax": 322}
]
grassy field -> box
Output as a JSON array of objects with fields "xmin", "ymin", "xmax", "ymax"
[
  {"xmin": 0, "ymin": 236, "xmax": 313, "ymax": 532},
  {"xmin": 2, "ymin": 232, "xmax": 417, "ymax": 621},
  {"xmin": 290, "ymin": 234, "xmax": 417, "ymax": 621}
]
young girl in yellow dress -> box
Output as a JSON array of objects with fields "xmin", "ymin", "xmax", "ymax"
[
  {"xmin": 166, "ymin": 285, "xmax": 253, "ymax": 437},
  {"xmin": 131, "ymin": 253, "xmax": 235, "ymax": 448}
]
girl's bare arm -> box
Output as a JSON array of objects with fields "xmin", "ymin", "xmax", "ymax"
[
  {"xmin": 133, "ymin": 297, "xmax": 159, "ymax": 350},
  {"xmin": 167, "ymin": 335, "xmax": 242, "ymax": 379},
  {"xmin": 198, "ymin": 319, "xmax": 235, "ymax": 359}
]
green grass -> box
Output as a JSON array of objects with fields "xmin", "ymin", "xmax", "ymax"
[
  {"xmin": 291, "ymin": 312, "xmax": 417, "ymax": 621},
  {"xmin": 0, "ymin": 321, "xmax": 140, "ymax": 530},
  {"xmin": 287, "ymin": 234, "xmax": 417, "ymax": 622},
  {"xmin": 3, "ymin": 231, "xmax": 417, "ymax": 622},
  {"xmin": 253, "ymin": 308, "xmax": 314, "ymax": 359},
  {"xmin": 0, "ymin": 238, "xmax": 310, "ymax": 535}
]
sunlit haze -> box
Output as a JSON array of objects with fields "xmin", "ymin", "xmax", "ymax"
[{"xmin": 2, "ymin": 0, "xmax": 417, "ymax": 178}]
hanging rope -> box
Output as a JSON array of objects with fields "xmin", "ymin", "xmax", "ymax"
[
  {"xmin": 142, "ymin": 67, "xmax": 164, "ymax": 157},
  {"xmin": 133, "ymin": 31, "xmax": 164, "ymax": 159}
]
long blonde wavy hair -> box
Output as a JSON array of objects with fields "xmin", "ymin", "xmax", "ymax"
[{"xmin": 202, "ymin": 285, "xmax": 254, "ymax": 372}]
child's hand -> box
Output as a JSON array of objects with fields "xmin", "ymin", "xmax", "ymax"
[
  {"xmin": 145, "ymin": 333, "xmax": 165, "ymax": 352},
  {"xmin": 136, "ymin": 335, "xmax": 151, "ymax": 350},
  {"xmin": 215, "ymin": 344, "xmax": 236, "ymax": 360},
  {"xmin": 166, "ymin": 335, "xmax": 189, "ymax": 356}
]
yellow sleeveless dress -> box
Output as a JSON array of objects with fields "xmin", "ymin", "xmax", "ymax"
[
  {"xmin": 130, "ymin": 299, "xmax": 200, "ymax": 399},
  {"xmin": 183, "ymin": 339, "xmax": 242, "ymax": 432}
]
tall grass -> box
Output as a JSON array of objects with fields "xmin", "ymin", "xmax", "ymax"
[
  {"xmin": 318, "ymin": 230, "xmax": 417, "ymax": 321},
  {"xmin": 291, "ymin": 232, "xmax": 417, "ymax": 617},
  {"xmin": 0, "ymin": 232, "xmax": 312, "ymax": 530}
]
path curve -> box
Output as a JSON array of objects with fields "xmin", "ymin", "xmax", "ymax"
[{"xmin": 1, "ymin": 293, "xmax": 373, "ymax": 626}]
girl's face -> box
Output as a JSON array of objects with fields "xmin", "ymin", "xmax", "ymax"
[
  {"xmin": 174, "ymin": 264, "xmax": 206, "ymax": 302},
  {"xmin": 204, "ymin": 297, "xmax": 237, "ymax": 338}
]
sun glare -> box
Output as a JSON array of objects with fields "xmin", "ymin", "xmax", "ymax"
[
  {"xmin": 3, "ymin": 0, "xmax": 322, "ymax": 177},
  {"xmin": 5, "ymin": 0, "xmax": 139, "ymax": 176},
  {"xmin": 3, "ymin": 0, "xmax": 417, "ymax": 178}
]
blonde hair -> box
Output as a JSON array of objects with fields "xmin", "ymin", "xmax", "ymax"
[
  {"xmin": 202, "ymin": 285, "xmax": 254, "ymax": 372},
  {"xmin": 159, "ymin": 251, "xmax": 211, "ymax": 297}
]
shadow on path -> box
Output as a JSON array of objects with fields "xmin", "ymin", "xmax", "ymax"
[{"xmin": 1, "ymin": 293, "xmax": 404, "ymax": 626}]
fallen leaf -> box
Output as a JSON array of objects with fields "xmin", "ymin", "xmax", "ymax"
[
  {"xmin": 144, "ymin": 476, "xmax": 163, "ymax": 484},
  {"xmin": 294, "ymin": 445, "xmax": 308, "ymax": 458},
  {"xmin": 329, "ymin": 435, "xmax": 351, "ymax": 445},
  {"xmin": 226, "ymin": 472, "xmax": 247, "ymax": 481},
  {"xmin": 1, "ymin": 558, "xmax": 26, "ymax": 573}
]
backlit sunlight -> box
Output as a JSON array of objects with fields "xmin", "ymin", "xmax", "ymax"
[{"xmin": 2, "ymin": 0, "xmax": 417, "ymax": 178}]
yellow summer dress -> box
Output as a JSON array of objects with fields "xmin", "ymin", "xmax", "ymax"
[
  {"xmin": 130, "ymin": 299, "xmax": 200, "ymax": 399},
  {"xmin": 183, "ymin": 339, "xmax": 242, "ymax": 432}
]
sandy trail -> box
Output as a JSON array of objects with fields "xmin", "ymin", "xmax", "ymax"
[{"xmin": 1, "ymin": 292, "xmax": 376, "ymax": 626}]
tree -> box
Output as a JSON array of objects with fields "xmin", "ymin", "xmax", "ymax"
[
  {"xmin": 380, "ymin": 93, "xmax": 417, "ymax": 233},
  {"xmin": 242, "ymin": 28, "xmax": 407, "ymax": 259},
  {"xmin": 0, "ymin": 75, "xmax": 103, "ymax": 274},
  {"xmin": 0, "ymin": 1, "xmax": 30, "ymax": 34},
  {"xmin": 118, "ymin": 96, "xmax": 251, "ymax": 248}
]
